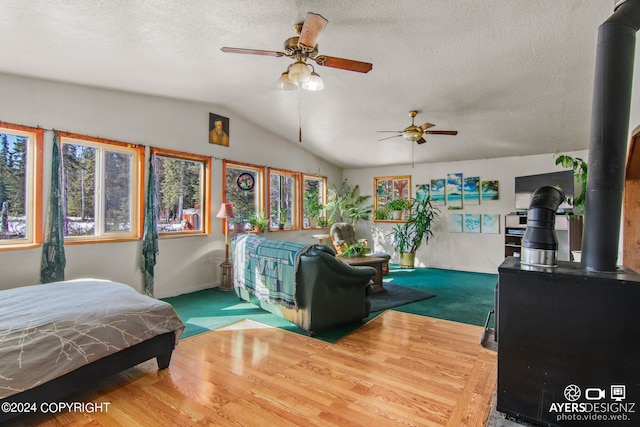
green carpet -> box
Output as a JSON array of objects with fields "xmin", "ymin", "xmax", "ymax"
[{"xmin": 162, "ymin": 264, "xmax": 497, "ymax": 343}]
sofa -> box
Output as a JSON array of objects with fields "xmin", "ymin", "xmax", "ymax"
[{"xmin": 233, "ymin": 235, "xmax": 376, "ymax": 335}]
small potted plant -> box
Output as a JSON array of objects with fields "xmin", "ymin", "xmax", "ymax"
[
  {"xmin": 249, "ymin": 211, "xmax": 269, "ymax": 233},
  {"xmin": 276, "ymin": 207, "xmax": 288, "ymax": 230},
  {"xmin": 337, "ymin": 242, "xmax": 370, "ymax": 258},
  {"xmin": 387, "ymin": 198, "xmax": 409, "ymax": 220},
  {"xmin": 316, "ymin": 216, "xmax": 328, "ymax": 229}
]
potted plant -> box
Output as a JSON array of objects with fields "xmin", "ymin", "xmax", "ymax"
[
  {"xmin": 230, "ymin": 214, "xmax": 248, "ymax": 233},
  {"xmin": 316, "ymin": 216, "xmax": 328, "ymax": 228},
  {"xmin": 337, "ymin": 242, "xmax": 370, "ymax": 258},
  {"xmin": 276, "ymin": 207, "xmax": 288, "ymax": 230},
  {"xmin": 249, "ymin": 211, "xmax": 269, "ymax": 233},
  {"xmin": 325, "ymin": 179, "xmax": 373, "ymax": 226},
  {"xmin": 304, "ymin": 188, "xmax": 324, "ymax": 228},
  {"xmin": 554, "ymin": 153, "xmax": 588, "ymax": 217},
  {"xmin": 374, "ymin": 208, "xmax": 388, "ymax": 220},
  {"xmin": 387, "ymin": 198, "xmax": 409, "ymax": 220},
  {"xmin": 554, "ymin": 153, "xmax": 588, "ymax": 261},
  {"xmin": 390, "ymin": 197, "xmax": 439, "ymax": 268}
]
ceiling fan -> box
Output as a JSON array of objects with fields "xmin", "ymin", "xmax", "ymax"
[
  {"xmin": 221, "ymin": 12, "xmax": 373, "ymax": 91},
  {"xmin": 378, "ymin": 111, "xmax": 458, "ymax": 144}
]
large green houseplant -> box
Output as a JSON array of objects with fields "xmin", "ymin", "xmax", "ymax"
[
  {"xmin": 390, "ymin": 196, "xmax": 439, "ymax": 268},
  {"xmin": 554, "ymin": 153, "xmax": 588, "ymax": 261},
  {"xmin": 325, "ymin": 179, "xmax": 372, "ymax": 226}
]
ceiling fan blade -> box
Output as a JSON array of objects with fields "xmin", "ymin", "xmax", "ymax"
[
  {"xmin": 298, "ymin": 13, "xmax": 328, "ymax": 50},
  {"xmin": 420, "ymin": 123, "xmax": 435, "ymax": 130},
  {"xmin": 220, "ymin": 47, "xmax": 285, "ymax": 57},
  {"xmin": 376, "ymin": 130, "xmax": 404, "ymax": 133},
  {"xmin": 424, "ymin": 130, "xmax": 458, "ymax": 135},
  {"xmin": 314, "ymin": 55, "xmax": 373, "ymax": 73},
  {"xmin": 416, "ymin": 137, "xmax": 427, "ymax": 144},
  {"xmin": 378, "ymin": 134, "xmax": 402, "ymax": 142}
]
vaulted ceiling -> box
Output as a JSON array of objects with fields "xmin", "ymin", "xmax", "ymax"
[{"xmin": 0, "ymin": 1, "xmax": 618, "ymax": 168}]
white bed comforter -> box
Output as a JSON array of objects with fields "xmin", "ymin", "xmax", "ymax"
[{"xmin": 0, "ymin": 279, "xmax": 185, "ymax": 399}]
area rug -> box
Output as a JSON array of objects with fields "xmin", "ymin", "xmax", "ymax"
[{"xmin": 370, "ymin": 283, "xmax": 435, "ymax": 312}]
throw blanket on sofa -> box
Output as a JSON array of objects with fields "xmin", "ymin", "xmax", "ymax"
[{"xmin": 233, "ymin": 234, "xmax": 311, "ymax": 309}]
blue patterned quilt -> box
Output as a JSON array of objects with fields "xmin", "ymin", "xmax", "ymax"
[{"xmin": 233, "ymin": 234, "xmax": 311, "ymax": 309}]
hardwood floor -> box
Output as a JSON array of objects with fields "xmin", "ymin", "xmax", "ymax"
[{"xmin": 9, "ymin": 311, "xmax": 497, "ymax": 427}]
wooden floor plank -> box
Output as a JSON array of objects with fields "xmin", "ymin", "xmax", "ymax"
[{"xmin": 6, "ymin": 312, "xmax": 496, "ymax": 427}]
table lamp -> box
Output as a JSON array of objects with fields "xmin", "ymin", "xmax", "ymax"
[{"xmin": 216, "ymin": 203, "xmax": 234, "ymax": 291}]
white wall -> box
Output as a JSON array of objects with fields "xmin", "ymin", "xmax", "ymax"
[
  {"xmin": 0, "ymin": 73, "xmax": 341, "ymax": 297},
  {"xmin": 343, "ymin": 149, "xmax": 588, "ymax": 274}
]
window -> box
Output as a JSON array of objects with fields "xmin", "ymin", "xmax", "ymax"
[
  {"xmin": 152, "ymin": 148, "xmax": 211, "ymax": 235},
  {"xmin": 60, "ymin": 133, "xmax": 144, "ymax": 241},
  {"xmin": 0, "ymin": 123, "xmax": 43, "ymax": 249},
  {"xmin": 223, "ymin": 161, "xmax": 264, "ymax": 233},
  {"xmin": 302, "ymin": 175, "xmax": 327, "ymax": 229},
  {"xmin": 374, "ymin": 175, "xmax": 411, "ymax": 221},
  {"xmin": 268, "ymin": 168, "xmax": 300, "ymax": 230}
]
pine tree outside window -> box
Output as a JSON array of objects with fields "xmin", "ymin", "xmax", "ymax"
[
  {"xmin": 60, "ymin": 133, "xmax": 143, "ymax": 242},
  {"xmin": 0, "ymin": 123, "xmax": 43, "ymax": 249}
]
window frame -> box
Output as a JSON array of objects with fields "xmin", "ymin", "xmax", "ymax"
[
  {"xmin": 222, "ymin": 160, "xmax": 265, "ymax": 234},
  {"xmin": 373, "ymin": 175, "xmax": 412, "ymax": 222},
  {"xmin": 152, "ymin": 147, "xmax": 212, "ymax": 237},
  {"xmin": 302, "ymin": 174, "xmax": 327, "ymax": 230},
  {"xmin": 0, "ymin": 122, "xmax": 43, "ymax": 250},
  {"xmin": 59, "ymin": 132, "xmax": 144, "ymax": 243},
  {"xmin": 268, "ymin": 167, "xmax": 301, "ymax": 231}
]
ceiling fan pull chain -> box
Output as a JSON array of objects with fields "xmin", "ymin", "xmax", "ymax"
[{"xmin": 298, "ymin": 87, "xmax": 302, "ymax": 142}]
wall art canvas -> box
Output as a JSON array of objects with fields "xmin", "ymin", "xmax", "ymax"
[
  {"xmin": 430, "ymin": 178, "xmax": 446, "ymax": 205},
  {"xmin": 446, "ymin": 173, "xmax": 463, "ymax": 210},
  {"xmin": 481, "ymin": 180, "xmax": 499, "ymax": 200},
  {"xmin": 449, "ymin": 214, "xmax": 463, "ymax": 233},
  {"xmin": 463, "ymin": 176, "xmax": 480, "ymax": 205},
  {"xmin": 209, "ymin": 113, "xmax": 230, "ymax": 147},
  {"xmin": 482, "ymin": 214, "xmax": 500, "ymax": 234},
  {"xmin": 416, "ymin": 184, "xmax": 430, "ymax": 201},
  {"xmin": 464, "ymin": 213, "xmax": 481, "ymax": 233}
]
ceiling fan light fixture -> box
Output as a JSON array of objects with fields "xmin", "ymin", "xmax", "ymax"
[
  {"xmin": 402, "ymin": 129, "xmax": 423, "ymax": 141},
  {"xmin": 301, "ymin": 70, "xmax": 323, "ymax": 91},
  {"xmin": 288, "ymin": 60, "xmax": 311, "ymax": 84},
  {"xmin": 277, "ymin": 71, "xmax": 298, "ymax": 90}
]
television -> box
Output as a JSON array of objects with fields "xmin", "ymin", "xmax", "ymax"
[{"xmin": 514, "ymin": 170, "xmax": 574, "ymax": 212}]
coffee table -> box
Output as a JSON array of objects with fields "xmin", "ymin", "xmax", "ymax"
[{"xmin": 339, "ymin": 256, "xmax": 386, "ymax": 294}]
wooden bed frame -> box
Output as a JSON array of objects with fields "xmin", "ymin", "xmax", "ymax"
[{"xmin": 0, "ymin": 330, "xmax": 177, "ymax": 423}]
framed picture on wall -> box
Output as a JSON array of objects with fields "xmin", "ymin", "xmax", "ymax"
[{"xmin": 209, "ymin": 113, "xmax": 230, "ymax": 147}]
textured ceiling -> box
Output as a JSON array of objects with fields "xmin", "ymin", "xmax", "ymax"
[{"xmin": 0, "ymin": 0, "xmax": 618, "ymax": 168}]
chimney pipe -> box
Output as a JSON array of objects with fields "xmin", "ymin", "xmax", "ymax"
[{"xmin": 582, "ymin": 0, "xmax": 640, "ymax": 272}]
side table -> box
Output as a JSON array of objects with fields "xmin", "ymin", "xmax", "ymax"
[{"xmin": 219, "ymin": 261, "xmax": 233, "ymax": 291}]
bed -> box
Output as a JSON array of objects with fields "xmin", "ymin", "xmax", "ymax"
[{"xmin": 0, "ymin": 279, "xmax": 185, "ymax": 423}]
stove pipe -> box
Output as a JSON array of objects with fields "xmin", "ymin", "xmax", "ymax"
[
  {"xmin": 521, "ymin": 186, "xmax": 564, "ymax": 267},
  {"xmin": 582, "ymin": 0, "xmax": 640, "ymax": 272}
]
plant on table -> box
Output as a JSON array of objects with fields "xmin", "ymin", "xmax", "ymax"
[{"xmin": 337, "ymin": 241, "xmax": 370, "ymax": 258}]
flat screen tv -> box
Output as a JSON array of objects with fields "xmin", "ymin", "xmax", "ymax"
[{"xmin": 514, "ymin": 170, "xmax": 574, "ymax": 212}]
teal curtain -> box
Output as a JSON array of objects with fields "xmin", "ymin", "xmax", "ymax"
[
  {"xmin": 40, "ymin": 132, "xmax": 66, "ymax": 283},
  {"xmin": 141, "ymin": 154, "xmax": 159, "ymax": 297}
]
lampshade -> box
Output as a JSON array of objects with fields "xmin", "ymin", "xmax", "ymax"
[
  {"xmin": 301, "ymin": 70, "xmax": 324, "ymax": 91},
  {"xmin": 288, "ymin": 60, "xmax": 311, "ymax": 84},
  {"xmin": 277, "ymin": 72, "xmax": 298, "ymax": 90},
  {"xmin": 216, "ymin": 203, "xmax": 234, "ymax": 219}
]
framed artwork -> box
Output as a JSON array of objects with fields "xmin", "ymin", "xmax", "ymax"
[
  {"xmin": 481, "ymin": 180, "xmax": 499, "ymax": 200},
  {"xmin": 449, "ymin": 214, "xmax": 463, "ymax": 233},
  {"xmin": 374, "ymin": 175, "xmax": 411, "ymax": 221},
  {"xmin": 463, "ymin": 213, "xmax": 481, "ymax": 233},
  {"xmin": 463, "ymin": 176, "xmax": 480, "ymax": 205},
  {"xmin": 430, "ymin": 178, "xmax": 446, "ymax": 205},
  {"xmin": 482, "ymin": 214, "xmax": 500, "ymax": 234},
  {"xmin": 446, "ymin": 173, "xmax": 463, "ymax": 210},
  {"xmin": 209, "ymin": 113, "xmax": 230, "ymax": 147},
  {"xmin": 416, "ymin": 184, "xmax": 430, "ymax": 201}
]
